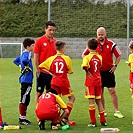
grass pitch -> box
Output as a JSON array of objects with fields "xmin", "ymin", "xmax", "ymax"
[{"xmin": 0, "ymin": 58, "xmax": 132, "ymax": 133}]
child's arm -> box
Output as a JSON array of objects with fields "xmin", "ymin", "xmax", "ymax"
[
  {"xmin": 13, "ymin": 56, "xmax": 21, "ymax": 66},
  {"xmin": 41, "ymin": 68, "xmax": 56, "ymax": 77},
  {"xmin": 83, "ymin": 67, "xmax": 93, "ymax": 78}
]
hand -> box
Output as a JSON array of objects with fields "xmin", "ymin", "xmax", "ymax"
[
  {"xmin": 87, "ymin": 71, "xmax": 93, "ymax": 78},
  {"xmin": 36, "ymin": 68, "xmax": 40, "ymax": 77},
  {"xmin": 109, "ymin": 66, "xmax": 116, "ymax": 73}
]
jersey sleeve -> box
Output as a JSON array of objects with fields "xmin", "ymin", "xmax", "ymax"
[
  {"xmin": 55, "ymin": 95, "xmax": 67, "ymax": 109},
  {"xmin": 128, "ymin": 54, "xmax": 133, "ymax": 72},
  {"xmin": 39, "ymin": 58, "xmax": 51, "ymax": 70},
  {"xmin": 34, "ymin": 38, "xmax": 41, "ymax": 54},
  {"xmin": 82, "ymin": 47, "xmax": 89, "ymax": 57},
  {"xmin": 13, "ymin": 56, "xmax": 21, "ymax": 66},
  {"xmin": 81, "ymin": 56, "xmax": 90, "ymax": 69},
  {"xmin": 67, "ymin": 56, "xmax": 73, "ymax": 74},
  {"xmin": 113, "ymin": 45, "xmax": 122, "ymax": 58}
]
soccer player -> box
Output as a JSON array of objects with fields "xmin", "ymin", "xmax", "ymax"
[
  {"xmin": 38, "ymin": 40, "xmax": 76, "ymax": 126},
  {"xmin": 13, "ymin": 38, "xmax": 34, "ymax": 125},
  {"xmin": 34, "ymin": 21, "xmax": 57, "ymax": 104},
  {"xmin": 82, "ymin": 27, "xmax": 124, "ymax": 118},
  {"xmin": 81, "ymin": 38, "xmax": 107, "ymax": 127},
  {"xmin": 128, "ymin": 39, "xmax": 133, "ymax": 124},
  {"xmin": 0, "ymin": 107, "xmax": 8, "ymax": 129},
  {"xmin": 35, "ymin": 89, "xmax": 69, "ymax": 130}
]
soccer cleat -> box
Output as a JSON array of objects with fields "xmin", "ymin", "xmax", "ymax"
[
  {"xmin": 51, "ymin": 123, "xmax": 58, "ymax": 130},
  {"xmin": 61, "ymin": 118, "xmax": 76, "ymax": 126},
  {"xmin": 114, "ymin": 111, "xmax": 124, "ymax": 118},
  {"xmin": 0, "ymin": 122, "xmax": 8, "ymax": 129},
  {"xmin": 101, "ymin": 122, "xmax": 107, "ymax": 126},
  {"xmin": 97, "ymin": 112, "xmax": 107, "ymax": 118},
  {"xmin": 18, "ymin": 118, "xmax": 33, "ymax": 125},
  {"xmin": 68, "ymin": 120, "xmax": 76, "ymax": 126},
  {"xmin": 88, "ymin": 122, "xmax": 97, "ymax": 127},
  {"xmin": 38, "ymin": 121, "xmax": 45, "ymax": 130},
  {"xmin": 132, "ymin": 121, "xmax": 133, "ymax": 125}
]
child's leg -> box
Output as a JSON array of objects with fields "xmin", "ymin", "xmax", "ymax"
[
  {"xmin": 89, "ymin": 98, "xmax": 96, "ymax": 124},
  {"xmin": 0, "ymin": 107, "xmax": 3, "ymax": 125},
  {"xmin": 96, "ymin": 99, "xmax": 106, "ymax": 123}
]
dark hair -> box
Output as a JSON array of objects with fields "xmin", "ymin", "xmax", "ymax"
[
  {"xmin": 47, "ymin": 89, "xmax": 58, "ymax": 95},
  {"xmin": 23, "ymin": 38, "xmax": 35, "ymax": 49},
  {"xmin": 55, "ymin": 40, "xmax": 66, "ymax": 51},
  {"xmin": 45, "ymin": 21, "xmax": 56, "ymax": 29},
  {"xmin": 88, "ymin": 38, "xmax": 98, "ymax": 50},
  {"xmin": 129, "ymin": 39, "xmax": 133, "ymax": 49}
]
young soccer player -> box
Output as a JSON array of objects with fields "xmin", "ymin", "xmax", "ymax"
[
  {"xmin": 81, "ymin": 38, "xmax": 107, "ymax": 127},
  {"xmin": 128, "ymin": 39, "xmax": 133, "ymax": 125},
  {"xmin": 0, "ymin": 107, "xmax": 8, "ymax": 129},
  {"xmin": 35, "ymin": 89, "xmax": 69, "ymax": 130},
  {"xmin": 13, "ymin": 38, "xmax": 34, "ymax": 125},
  {"xmin": 38, "ymin": 40, "xmax": 76, "ymax": 126}
]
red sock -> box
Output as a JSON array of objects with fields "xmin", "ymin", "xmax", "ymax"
[
  {"xmin": 19, "ymin": 103, "xmax": 27, "ymax": 118},
  {"xmin": 99, "ymin": 110, "xmax": 106, "ymax": 123},
  {"xmin": 89, "ymin": 104, "xmax": 96, "ymax": 124},
  {"xmin": 65, "ymin": 102, "xmax": 73, "ymax": 119},
  {"xmin": 0, "ymin": 107, "xmax": 3, "ymax": 125}
]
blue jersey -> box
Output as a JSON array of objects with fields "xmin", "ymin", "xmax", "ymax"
[{"xmin": 14, "ymin": 51, "xmax": 33, "ymax": 84}]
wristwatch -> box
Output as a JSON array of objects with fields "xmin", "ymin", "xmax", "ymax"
[{"xmin": 113, "ymin": 64, "xmax": 117, "ymax": 67}]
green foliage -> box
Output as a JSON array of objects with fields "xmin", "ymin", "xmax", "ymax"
[{"xmin": 0, "ymin": 1, "xmax": 133, "ymax": 38}]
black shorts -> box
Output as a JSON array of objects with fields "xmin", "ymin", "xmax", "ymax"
[
  {"xmin": 20, "ymin": 82, "xmax": 32, "ymax": 106},
  {"xmin": 100, "ymin": 70, "xmax": 116, "ymax": 88},
  {"xmin": 36, "ymin": 72, "xmax": 52, "ymax": 93}
]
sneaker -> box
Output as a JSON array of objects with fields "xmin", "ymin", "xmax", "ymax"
[
  {"xmin": 68, "ymin": 120, "xmax": 76, "ymax": 126},
  {"xmin": 101, "ymin": 122, "xmax": 107, "ymax": 126},
  {"xmin": 97, "ymin": 112, "xmax": 107, "ymax": 118},
  {"xmin": 51, "ymin": 123, "xmax": 58, "ymax": 130},
  {"xmin": 114, "ymin": 111, "xmax": 124, "ymax": 118},
  {"xmin": 61, "ymin": 118, "xmax": 76, "ymax": 126},
  {"xmin": 88, "ymin": 122, "xmax": 97, "ymax": 127},
  {"xmin": 38, "ymin": 121, "xmax": 45, "ymax": 130},
  {"xmin": 19, "ymin": 118, "xmax": 33, "ymax": 125},
  {"xmin": 0, "ymin": 122, "xmax": 8, "ymax": 129}
]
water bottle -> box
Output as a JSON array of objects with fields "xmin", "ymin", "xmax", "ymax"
[
  {"xmin": 4, "ymin": 125, "xmax": 22, "ymax": 130},
  {"xmin": 100, "ymin": 128, "xmax": 120, "ymax": 132},
  {"xmin": 61, "ymin": 125, "xmax": 69, "ymax": 130}
]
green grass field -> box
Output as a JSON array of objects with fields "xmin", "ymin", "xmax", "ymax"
[{"xmin": 0, "ymin": 58, "xmax": 132, "ymax": 133}]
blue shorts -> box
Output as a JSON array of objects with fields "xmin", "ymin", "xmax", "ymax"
[{"xmin": 100, "ymin": 70, "xmax": 116, "ymax": 88}]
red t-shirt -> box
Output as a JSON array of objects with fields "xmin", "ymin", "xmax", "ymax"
[
  {"xmin": 82, "ymin": 52, "xmax": 102, "ymax": 87},
  {"xmin": 39, "ymin": 53, "xmax": 73, "ymax": 88},
  {"xmin": 82, "ymin": 38, "xmax": 122, "ymax": 71},
  {"xmin": 34, "ymin": 35, "xmax": 56, "ymax": 64}
]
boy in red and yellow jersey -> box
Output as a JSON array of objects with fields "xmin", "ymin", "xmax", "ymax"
[
  {"xmin": 82, "ymin": 38, "xmax": 107, "ymax": 127},
  {"xmin": 35, "ymin": 89, "xmax": 69, "ymax": 130},
  {"xmin": 39, "ymin": 40, "xmax": 76, "ymax": 126}
]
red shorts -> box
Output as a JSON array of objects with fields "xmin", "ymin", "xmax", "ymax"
[
  {"xmin": 129, "ymin": 72, "xmax": 133, "ymax": 89},
  {"xmin": 36, "ymin": 110, "xmax": 60, "ymax": 123},
  {"xmin": 85, "ymin": 86, "xmax": 102, "ymax": 99},
  {"xmin": 51, "ymin": 84, "xmax": 74, "ymax": 97}
]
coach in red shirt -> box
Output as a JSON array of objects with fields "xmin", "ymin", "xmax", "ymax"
[
  {"xmin": 34, "ymin": 21, "xmax": 56, "ymax": 104},
  {"xmin": 82, "ymin": 27, "xmax": 124, "ymax": 118}
]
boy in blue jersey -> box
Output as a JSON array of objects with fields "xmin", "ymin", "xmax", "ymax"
[{"xmin": 13, "ymin": 38, "xmax": 34, "ymax": 125}]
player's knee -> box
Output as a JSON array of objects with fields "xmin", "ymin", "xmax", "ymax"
[{"xmin": 108, "ymin": 88, "xmax": 116, "ymax": 95}]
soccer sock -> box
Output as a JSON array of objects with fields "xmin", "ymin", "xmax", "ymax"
[
  {"xmin": 89, "ymin": 104, "xmax": 96, "ymax": 124},
  {"xmin": 99, "ymin": 110, "xmax": 106, "ymax": 123},
  {"xmin": 19, "ymin": 103, "xmax": 27, "ymax": 119},
  {"xmin": 65, "ymin": 102, "xmax": 73, "ymax": 119},
  {"xmin": 0, "ymin": 107, "xmax": 3, "ymax": 125}
]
